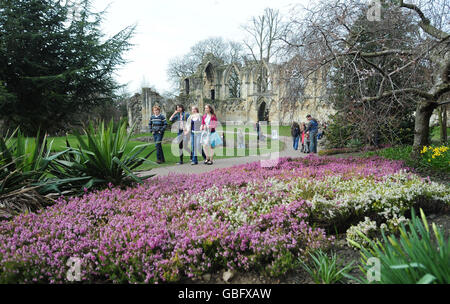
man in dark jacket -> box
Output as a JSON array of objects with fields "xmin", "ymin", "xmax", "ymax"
[
  {"xmin": 149, "ymin": 105, "xmax": 167, "ymax": 164},
  {"xmin": 306, "ymin": 114, "xmax": 319, "ymax": 154}
]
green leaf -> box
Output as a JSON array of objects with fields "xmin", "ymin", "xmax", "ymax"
[{"xmin": 417, "ymin": 274, "xmax": 436, "ymax": 284}]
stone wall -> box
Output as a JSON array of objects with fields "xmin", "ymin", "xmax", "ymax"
[
  {"xmin": 126, "ymin": 88, "xmax": 165, "ymax": 133},
  {"xmin": 126, "ymin": 93, "xmax": 141, "ymax": 134},
  {"xmin": 178, "ymin": 54, "xmax": 335, "ymax": 127}
]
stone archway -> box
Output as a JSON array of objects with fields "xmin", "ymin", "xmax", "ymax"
[
  {"xmin": 258, "ymin": 100, "xmax": 269, "ymax": 122},
  {"xmin": 203, "ymin": 63, "xmax": 215, "ymax": 100}
]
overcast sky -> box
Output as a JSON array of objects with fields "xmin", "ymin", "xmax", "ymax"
[{"xmin": 91, "ymin": 0, "xmax": 306, "ymax": 96}]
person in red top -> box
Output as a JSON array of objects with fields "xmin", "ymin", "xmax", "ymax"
[{"xmin": 201, "ymin": 104, "xmax": 218, "ymax": 165}]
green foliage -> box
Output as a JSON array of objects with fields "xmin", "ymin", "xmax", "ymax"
[
  {"xmin": 0, "ymin": 81, "xmax": 15, "ymax": 119},
  {"xmin": 364, "ymin": 145, "xmax": 449, "ymax": 173},
  {"xmin": 324, "ymin": 6, "xmax": 420, "ymax": 148},
  {"xmin": 419, "ymin": 145, "xmax": 450, "ymax": 172},
  {"xmin": 265, "ymin": 250, "xmax": 301, "ymax": 277},
  {"xmin": 0, "ymin": 129, "xmax": 68, "ymax": 219},
  {"xmin": 363, "ymin": 146, "xmax": 415, "ymax": 166},
  {"xmin": 0, "ymin": 0, "xmax": 135, "ymax": 136},
  {"xmin": 299, "ymin": 249, "xmax": 355, "ymax": 284},
  {"xmin": 48, "ymin": 118, "xmax": 155, "ymax": 193},
  {"xmin": 324, "ymin": 113, "xmax": 355, "ymax": 149},
  {"xmin": 0, "ymin": 129, "xmax": 64, "ymax": 195},
  {"xmin": 348, "ymin": 209, "xmax": 450, "ymax": 284},
  {"xmin": 430, "ymin": 126, "xmax": 450, "ymax": 143}
]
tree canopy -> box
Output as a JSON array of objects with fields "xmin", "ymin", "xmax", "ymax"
[{"xmin": 0, "ymin": 0, "xmax": 135, "ymax": 136}]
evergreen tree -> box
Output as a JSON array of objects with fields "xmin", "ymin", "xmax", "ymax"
[{"xmin": 0, "ymin": 0, "xmax": 135, "ymax": 136}]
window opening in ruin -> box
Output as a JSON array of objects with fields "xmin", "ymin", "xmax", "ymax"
[
  {"xmin": 258, "ymin": 101, "xmax": 269, "ymax": 122},
  {"xmin": 211, "ymin": 89, "xmax": 215, "ymax": 100},
  {"xmin": 185, "ymin": 79, "xmax": 190, "ymax": 95},
  {"xmin": 228, "ymin": 68, "xmax": 240, "ymax": 98},
  {"xmin": 205, "ymin": 64, "xmax": 214, "ymax": 83}
]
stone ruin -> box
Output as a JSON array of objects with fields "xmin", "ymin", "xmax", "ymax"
[
  {"xmin": 127, "ymin": 53, "xmax": 337, "ymax": 132},
  {"xmin": 177, "ymin": 54, "xmax": 335, "ymax": 126},
  {"xmin": 126, "ymin": 87, "xmax": 171, "ymax": 133}
]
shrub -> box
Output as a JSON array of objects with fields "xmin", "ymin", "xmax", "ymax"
[
  {"xmin": 348, "ymin": 209, "xmax": 450, "ymax": 284},
  {"xmin": 299, "ymin": 249, "xmax": 355, "ymax": 284},
  {"xmin": 0, "ymin": 129, "xmax": 67, "ymax": 219},
  {"xmin": 48, "ymin": 118, "xmax": 155, "ymax": 193},
  {"xmin": 346, "ymin": 217, "xmax": 379, "ymax": 249},
  {"xmin": 363, "ymin": 146, "xmax": 415, "ymax": 167},
  {"xmin": 365, "ymin": 145, "xmax": 450, "ymax": 173},
  {"xmin": 324, "ymin": 113, "xmax": 355, "ymax": 149}
]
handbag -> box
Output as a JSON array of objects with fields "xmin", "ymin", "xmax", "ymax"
[
  {"xmin": 200, "ymin": 131, "xmax": 210, "ymax": 145},
  {"xmin": 210, "ymin": 132, "xmax": 223, "ymax": 148}
]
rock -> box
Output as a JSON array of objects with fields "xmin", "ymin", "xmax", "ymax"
[
  {"xmin": 223, "ymin": 269, "xmax": 235, "ymax": 283},
  {"xmin": 202, "ymin": 274, "xmax": 211, "ymax": 282}
]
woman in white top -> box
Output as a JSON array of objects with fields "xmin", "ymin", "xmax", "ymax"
[
  {"xmin": 185, "ymin": 106, "xmax": 203, "ymax": 165},
  {"xmin": 201, "ymin": 104, "xmax": 218, "ymax": 165}
]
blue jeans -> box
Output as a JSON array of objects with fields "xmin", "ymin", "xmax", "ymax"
[
  {"xmin": 293, "ymin": 136, "xmax": 300, "ymax": 150},
  {"xmin": 190, "ymin": 132, "xmax": 201, "ymax": 163},
  {"xmin": 153, "ymin": 132, "xmax": 165, "ymax": 161},
  {"xmin": 318, "ymin": 132, "xmax": 323, "ymax": 140},
  {"xmin": 309, "ymin": 131, "xmax": 318, "ymax": 153}
]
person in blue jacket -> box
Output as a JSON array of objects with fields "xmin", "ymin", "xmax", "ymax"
[
  {"xmin": 149, "ymin": 105, "xmax": 167, "ymax": 164},
  {"xmin": 306, "ymin": 114, "xmax": 319, "ymax": 154}
]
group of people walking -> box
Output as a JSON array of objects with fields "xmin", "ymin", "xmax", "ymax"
[
  {"xmin": 291, "ymin": 114, "xmax": 324, "ymax": 154},
  {"xmin": 149, "ymin": 104, "xmax": 221, "ymax": 165}
]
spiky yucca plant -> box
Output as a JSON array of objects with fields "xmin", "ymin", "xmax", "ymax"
[{"xmin": 48, "ymin": 118, "xmax": 155, "ymax": 193}]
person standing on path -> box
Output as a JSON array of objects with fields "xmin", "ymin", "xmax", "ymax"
[
  {"xmin": 201, "ymin": 104, "xmax": 218, "ymax": 165},
  {"xmin": 306, "ymin": 114, "xmax": 319, "ymax": 154},
  {"xmin": 300, "ymin": 123, "xmax": 308, "ymax": 153},
  {"xmin": 170, "ymin": 105, "xmax": 190, "ymax": 165},
  {"xmin": 256, "ymin": 121, "xmax": 260, "ymax": 141},
  {"xmin": 185, "ymin": 106, "xmax": 203, "ymax": 165},
  {"xmin": 149, "ymin": 105, "xmax": 167, "ymax": 164},
  {"xmin": 291, "ymin": 122, "xmax": 301, "ymax": 151}
]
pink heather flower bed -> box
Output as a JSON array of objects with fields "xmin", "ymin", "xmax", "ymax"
[{"xmin": 0, "ymin": 156, "xmax": 409, "ymax": 283}]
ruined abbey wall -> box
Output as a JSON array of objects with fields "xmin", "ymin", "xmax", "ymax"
[
  {"xmin": 127, "ymin": 55, "xmax": 336, "ymax": 133},
  {"xmin": 178, "ymin": 54, "xmax": 335, "ymax": 126}
]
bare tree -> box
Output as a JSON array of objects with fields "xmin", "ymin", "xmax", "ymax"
[
  {"xmin": 242, "ymin": 7, "xmax": 284, "ymax": 63},
  {"xmin": 166, "ymin": 37, "xmax": 245, "ymax": 88},
  {"xmin": 241, "ymin": 8, "xmax": 285, "ymax": 98},
  {"xmin": 282, "ymin": 0, "xmax": 449, "ymax": 153}
]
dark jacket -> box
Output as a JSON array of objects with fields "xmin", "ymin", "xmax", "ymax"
[
  {"xmin": 170, "ymin": 112, "xmax": 190, "ymax": 130},
  {"xmin": 149, "ymin": 114, "xmax": 167, "ymax": 133},
  {"xmin": 307, "ymin": 119, "xmax": 319, "ymax": 133},
  {"xmin": 291, "ymin": 123, "xmax": 300, "ymax": 137}
]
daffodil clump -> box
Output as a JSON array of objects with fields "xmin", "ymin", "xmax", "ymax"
[{"xmin": 420, "ymin": 145, "xmax": 450, "ymax": 172}]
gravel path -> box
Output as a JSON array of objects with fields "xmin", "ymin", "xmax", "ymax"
[{"xmin": 138, "ymin": 135, "xmax": 316, "ymax": 177}]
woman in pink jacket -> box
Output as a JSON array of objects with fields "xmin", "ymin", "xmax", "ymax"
[{"xmin": 201, "ymin": 104, "xmax": 218, "ymax": 165}]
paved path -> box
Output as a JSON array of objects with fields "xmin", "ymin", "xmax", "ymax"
[{"xmin": 138, "ymin": 135, "xmax": 314, "ymax": 177}]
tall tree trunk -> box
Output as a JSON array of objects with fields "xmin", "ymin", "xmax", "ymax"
[{"xmin": 412, "ymin": 101, "xmax": 438, "ymax": 156}]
